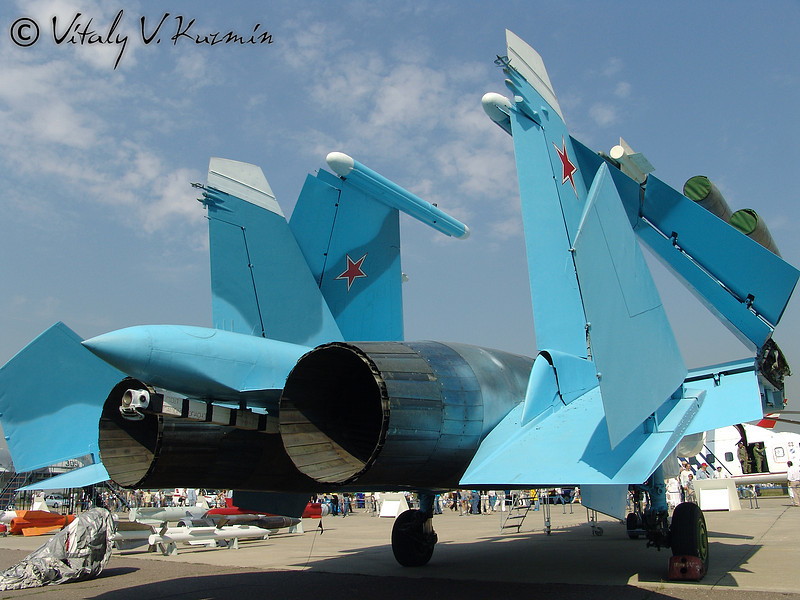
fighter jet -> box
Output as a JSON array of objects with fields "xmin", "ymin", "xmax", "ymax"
[{"xmin": 1, "ymin": 31, "xmax": 797, "ymax": 578}]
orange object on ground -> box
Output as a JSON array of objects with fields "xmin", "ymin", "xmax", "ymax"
[
  {"xmin": 668, "ymin": 555, "xmax": 705, "ymax": 581},
  {"xmin": 9, "ymin": 511, "xmax": 74, "ymax": 535}
]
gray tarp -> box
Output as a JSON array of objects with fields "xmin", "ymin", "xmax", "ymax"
[{"xmin": 0, "ymin": 507, "xmax": 115, "ymax": 590}]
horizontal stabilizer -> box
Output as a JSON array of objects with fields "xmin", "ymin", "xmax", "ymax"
[
  {"xmin": 0, "ymin": 323, "xmax": 123, "ymax": 472},
  {"xmin": 18, "ymin": 463, "xmax": 109, "ymax": 491},
  {"xmin": 572, "ymin": 163, "xmax": 686, "ymax": 447},
  {"xmin": 461, "ymin": 384, "xmax": 702, "ymax": 487},
  {"xmin": 462, "ymin": 354, "xmax": 766, "ymax": 488},
  {"xmin": 681, "ymin": 359, "xmax": 765, "ymax": 436}
]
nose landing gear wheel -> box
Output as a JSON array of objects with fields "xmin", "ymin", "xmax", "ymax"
[{"xmin": 391, "ymin": 509, "xmax": 438, "ymax": 567}]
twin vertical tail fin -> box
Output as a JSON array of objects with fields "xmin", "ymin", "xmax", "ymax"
[
  {"xmin": 501, "ymin": 30, "xmax": 686, "ymax": 447},
  {"xmin": 462, "ymin": 31, "xmax": 797, "ymax": 492},
  {"xmin": 203, "ymin": 158, "xmax": 343, "ymax": 347},
  {"xmin": 291, "ymin": 152, "xmax": 469, "ymax": 341},
  {"xmin": 0, "ymin": 154, "xmax": 468, "ymax": 483},
  {"xmin": 204, "ymin": 154, "xmax": 468, "ymax": 345}
]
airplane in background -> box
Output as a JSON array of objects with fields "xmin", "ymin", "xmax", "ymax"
[
  {"xmin": 681, "ymin": 423, "xmax": 800, "ymax": 484},
  {"xmin": 1, "ymin": 30, "xmax": 798, "ymax": 579}
]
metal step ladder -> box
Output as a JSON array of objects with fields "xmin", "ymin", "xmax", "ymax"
[
  {"xmin": 0, "ymin": 472, "xmax": 31, "ymax": 510},
  {"xmin": 500, "ymin": 491, "xmax": 537, "ymax": 533}
]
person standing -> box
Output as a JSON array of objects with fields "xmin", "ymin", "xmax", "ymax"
[
  {"xmin": 753, "ymin": 442, "xmax": 767, "ymax": 473},
  {"xmin": 685, "ymin": 474, "xmax": 696, "ymax": 503},
  {"xmin": 787, "ymin": 460, "xmax": 800, "ymax": 507},
  {"xmin": 678, "ymin": 463, "xmax": 691, "ymax": 502},
  {"xmin": 331, "ymin": 493, "xmax": 339, "ymax": 516},
  {"xmin": 738, "ymin": 442, "xmax": 751, "ymax": 474}
]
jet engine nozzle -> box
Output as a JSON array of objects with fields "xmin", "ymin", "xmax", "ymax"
[{"xmin": 278, "ymin": 341, "xmax": 532, "ymax": 488}]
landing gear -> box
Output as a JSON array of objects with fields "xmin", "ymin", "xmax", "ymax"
[
  {"xmin": 391, "ymin": 491, "xmax": 438, "ymax": 567},
  {"xmin": 627, "ymin": 472, "xmax": 670, "ymax": 549},
  {"xmin": 625, "ymin": 511, "xmax": 643, "ymax": 540},
  {"xmin": 627, "ymin": 466, "xmax": 709, "ymax": 580},
  {"xmin": 670, "ymin": 502, "xmax": 709, "ymax": 574},
  {"xmin": 391, "ymin": 509, "xmax": 438, "ymax": 566}
]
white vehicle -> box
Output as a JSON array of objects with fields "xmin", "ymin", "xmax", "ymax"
[
  {"xmin": 44, "ymin": 493, "xmax": 65, "ymax": 509},
  {"xmin": 683, "ymin": 423, "xmax": 800, "ymax": 484}
]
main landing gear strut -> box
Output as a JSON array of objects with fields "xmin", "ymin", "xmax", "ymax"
[
  {"xmin": 627, "ymin": 466, "xmax": 709, "ymax": 580},
  {"xmin": 391, "ymin": 491, "xmax": 438, "ymax": 567}
]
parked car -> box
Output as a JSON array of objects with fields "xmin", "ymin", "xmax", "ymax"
[{"xmin": 44, "ymin": 494, "xmax": 65, "ymax": 509}]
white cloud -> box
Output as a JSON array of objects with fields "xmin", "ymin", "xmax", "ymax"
[
  {"xmin": 143, "ymin": 167, "xmax": 205, "ymax": 233},
  {"xmin": 602, "ymin": 57, "xmax": 623, "ymax": 77},
  {"xmin": 275, "ymin": 24, "xmax": 524, "ymax": 242},
  {"xmin": 589, "ymin": 103, "xmax": 618, "ymax": 127},
  {"xmin": 615, "ymin": 81, "xmax": 631, "ymax": 98}
]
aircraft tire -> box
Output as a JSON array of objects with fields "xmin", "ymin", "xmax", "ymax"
[
  {"xmin": 626, "ymin": 512, "xmax": 642, "ymax": 539},
  {"xmin": 391, "ymin": 509, "xmax": 436, "ymax": 567},
  {"xmin": 670, "ymin": 502, "xmax": 709, "ymax": 572}
]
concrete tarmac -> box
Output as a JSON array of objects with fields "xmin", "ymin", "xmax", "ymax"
[{"xmin": 0, "ymin": 497, "xmax": 797, "ymax": 599}]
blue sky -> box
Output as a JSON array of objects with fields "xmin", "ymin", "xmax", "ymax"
[{"xmin": 1, "ymin": 1, "xmax": 799, "ymax": 413}]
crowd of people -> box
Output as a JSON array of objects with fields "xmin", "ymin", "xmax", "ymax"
[
  {"xmin": 92, "ymin": 488, "xmax": 228, "ymax": 512},
  {"xmin": 671, "ymin": 462, "xmax": 728, "ymax": 505}
]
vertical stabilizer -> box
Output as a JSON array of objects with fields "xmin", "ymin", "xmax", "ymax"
[
  {"xmin": 291, "ymin": 153, "xmax": 468, "ymax": 341},
  {"xmin": 504, "ymin": 33, "xmax": 685, "ymax": 446},
  {"xmin": 505, "ymin": 30, "xmax": 564, "ymax": 122},
  {"xmin": 204, "ymin": 158, "xmax": 342, "ymax": 346},
  {"xmin": 290, "ymin": 168, "xmax": 403, "ymax": 341}
]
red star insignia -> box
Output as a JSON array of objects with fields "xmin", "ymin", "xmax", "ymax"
[
  {"xmin": 335, "ymin": 253, "xmax": 368, "ymax": 291},
  {"xmin": 553, "ymin": 136, "xmax": 578, "ymax": 198}
]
